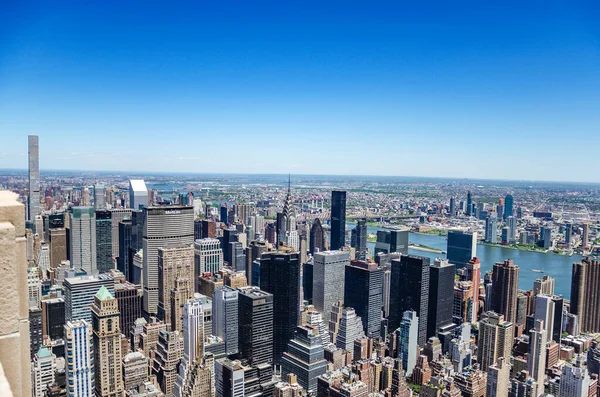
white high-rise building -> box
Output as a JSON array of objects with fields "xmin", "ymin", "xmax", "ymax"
[
  {"xmin": 31, "ymin": 346, "xmax": 57, "ymax": 397},
  {"xmin": 559, "ymin": 356, "xmax": 592, "ymax": 397},
  {"xmin": 183, "ymin": 297, "xmax": 205, "ymax": 364},
  {"xmin": 28, "ymin": 267, "xmax": 42, "ymax": 307},
  {"xmin": 213, "ymin": 286, "xmax": 239, "ymax": 355},
  {"xmin": 527, "ymin": 320, "xmax": 547, "ymax": 396},
  {"xmin": 129, "ymin": 179, "xmax": 148, "ymax": 210},
  {"xmin": 69, "ymin": 206, "xmax": 97, "ymax": 275},
  {"xmin": 313, "ymin": 251, "xmax": 348, "ymax": 316},
  {"xmin": 534, "ymin": 295, "xmax": 555, "ymax": 343},
  {"xmin": 65, "ymin": 320, "xmax": 95, "ymax": 397},
  {"xmin": 194, "ymin": 238, "xmax": 224, "ymax": 275},
  {"xmin": 37, "ymin": 244, "xmax": 50, "ymax": 279},
  {"xmin": 398, "ymin": 310, "xmax": 419, "ymax": 376},
  {"xmin": 335, "ymin": 307, "xmax": 364, "ymax": 352},
  {"xmin": 486, "ymin": 356, "xmax": 510, "ymax": 397},
  {"xmin": 94, "ymin": 183, "xmax": 106, "ymax": 210}
]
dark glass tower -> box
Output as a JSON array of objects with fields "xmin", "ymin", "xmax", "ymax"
[
  {"xmin": 117, "ymin": 219, "xmax": 133, "ymax": 280},
  {"xmin": 330, "ymin": 191, "xmax": 346, "ymax": 251},
  {"xmin": 427, "ymin": 259, "xmax": 455, "ymax": 338},
  {"xmin": 309, "ymin": 218, "xmax": 326, "ymax": 254},
  {"xmin": 389, "ymin": 255, "xmax": 430, "ymax": 345},
  {"xmin": 238, "ymin": 287, "xmax": 274, "ymax": 365},
  {"xmin": 221, "ymin": 228, "xmax": 239, "ymax": 267},
  {"xmin": 260, "ymin": 251, "xmax": 301, "ymax": 364},
  {"xmin": 344, "ymin": 260, "xmax": 384, "ymax": 337},
  {"xmin": 351, "ymin": 220, "xmax": 368, "ymax": 261},
  {"xmin": 95, "ymin": 209, "xmax": 113, "ymax": 273},
  {"xmin": 504, "ymin": 194, "xmax": 514, "ymax": 220},
  {"xmin": 446, "ymin": 230, "xmax": 476, "ymax": 269},
  {"xmin": 466, "ymin": 191, "xmax": 473, "ymax": 216}
]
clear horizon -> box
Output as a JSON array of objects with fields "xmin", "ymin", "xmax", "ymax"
[{"xmin": 1, "ymin": 2, "xmax": 600, "ymax": 181}]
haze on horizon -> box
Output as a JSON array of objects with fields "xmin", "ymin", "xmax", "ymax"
[{"xmin": 1, "ymin": 2, "xmax": 599, "ymax": 182}]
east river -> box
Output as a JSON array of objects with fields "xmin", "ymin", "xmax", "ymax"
[{"xmin": 356, "ymin": 224, "xmax": 580, "ymax": 299}]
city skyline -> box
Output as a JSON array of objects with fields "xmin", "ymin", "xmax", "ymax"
[{"xmin": 2, "ymin": 3, "xmax": 600, "ymax": 181}]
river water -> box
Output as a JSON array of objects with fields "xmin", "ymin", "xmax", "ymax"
[{"xmin": 357, "ymin": 224, "xmax": 580, "ymax": 299}]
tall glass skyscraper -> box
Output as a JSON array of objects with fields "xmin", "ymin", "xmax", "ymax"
[
  {"xmin": 344, "ymin": 260, "xmax": 384, "ymax": 337},
  {"xmin": 504, "ymin": 194, "xmax": 514, "ymax": 220},
  {"xmin": 330, "ymin": 191, "xmax": 346, "ymax": 251},
  {"xmin": 260, "ymin": 251, "xmax": 300, "ymax": 364},
  {"xmin": 446, "ymin": 230, "xmax": 477, "ymax": 269},
  {"xmin": 427, "ymin": 259, "xmax": 455, "ymax": 339}
]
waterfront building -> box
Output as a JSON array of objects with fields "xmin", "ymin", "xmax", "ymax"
[
  {"xmin": 485, "ymin": 216, "xmax": 498, "ymax": 244},
  {"xmin": 504, "ymin": 194, "xmax": 513, "ymax": 220},
  {"xmin": 447, "ymin": 230, "xmax": 477, "ymax": 269},
  {"xmin": 374, "ymin": 230, "xmax": 408, "ymax": 255}
]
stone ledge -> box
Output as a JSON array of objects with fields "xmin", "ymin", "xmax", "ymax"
[{"xmin": 0, "ymin": 191, "xmax": 24, "ymax": 237}]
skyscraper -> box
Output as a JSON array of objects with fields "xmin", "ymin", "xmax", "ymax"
[
  {"xmin": 330, "ymin": 191, "xmax": 347, "ymax": 251},
  {"xmin": 427, "ymin": 259, "xmax": 455, "ymax": 339},
  {"xmin": 486, "ymin": 357, "xmax": 509, "ymax": 397},
  {"xmin": 491, "ymin": 260, "xmax": 519, "ymax": 325},
  {"xmin": 527, "ymin": 320, "xmax": 547, "ymax": 395},
  {"xmin": 503, "ymin": 194, "xmax": 513, "ymax": 220},
  {"xmin": 582, "ymin": 223, "xmax": 590, "ymax": 250},
  {"xmin": 260, "ymin": 251, "xmax": 300, "ymax": 364},
  {"xmin": 565, "ymin": 223, "xmax": 573, "ymax": 246},
  {"xmin": 117, "ymin": 219, "xmax": 133, "ymax": 280},
  {"xmin": 94, "ymin": 183, "xmax": 106, "ymax": 210},
  {"xmin": 91, "ymin": 286, "xmax": 124, "ymax": 396},
  {"xmin": 114, "ymin": 281, "xmax": 141, "ymax": 338},
  {"xmin": 157, "ymin": 244, "xmax": 195, "ymax": 330},
  {"xmin": 129, "ymin": 179, "xmax": 148, "ymax": 210},
  {"xmin": 351, "ymin": 220, "xmax": 367, "ymax": 260},
  {"xmin": 507, "ymin": 216, "xmax": 517, "ymax": 244},
  {"xmin": 95, "ymin": 209, "xmax": 113, "ymax": 273},
  {"xmin": 477, "ymin": 312, "xmax": 513, "ymax": 371},
  {"xmin": 309, "ymin": 218, "xmax": 326, "ymax": 254},
  {"xmin": 64, "ymin": 274, "xmax": 115, "ymax": 324},
  {"xmin": 533, "ymin": 294, "xmax": 555, "ymax": 343},
  {"xmin": 31, "ymin": 347, "xmax": 57, "ymax": 397},
  {"xmin": 277, "ymin": 177, "xmax": 297, "ymax": 247},
  {"xmin": 533, "ymin": 275, "xmax": 555, "ymax": 296},
  {"xmin": 313, "ymin": 250, "xmax": 348, "ymax": 316},
  {"xmin": 28, "ymin": 135, "xmax": 40, "ymax": 221},
  {"xmin": 449, "ymin": 197, "xmax": 456, "ymax": 217},
  {"xmin": 398, "ymin": 311, "xmax": 419, "ymax": 377},
  {"xmin": 70, "ymin": 206, "xmax": 97, "ymax": 274},
  {"xmin": 65, "ymin": 320, "xmax": 95, "ymax": 397},
  {"xmin": 374, "ymin": 230, "xmax": 409, "ymax": 255},
  {"xmin": 237, "ymin": 287, "xmax": 274, "ymax": 365},
  {"xmin": 389, "ymin": 255, "xmax": 430, "ymax": 345},
  {"xmin": 281, "ymin": 325, "xmax": 328, "ymax": 393},
  {"xmin": 466, "ymin": 191, "xmax": 473, "ymax": 217},
  {"xmin": 153, "ymin": 329, "xmax": 184, "ymax": 396},
  {"xmin": 334, "ymin": 306, "xmax": 364, "ymax": 351},
  {"xmin": 194, "ymin": 238, "xmax": 223, "ymax": 278},
  {"xmin": 570, "ymin": 257, "xmax": 600, "ymax": 333},
  {"xmin": 143, "ymin": 205, "xmax": 194, "ymax": 316},
  {"xmin": 213, "ymin": 286, "xmax": 239, "ymax": 356},
  {"xmin": 446, "ymin": 230, "xmax": 477, "ymax": 269},
  {"xmin": 344, "ymin": 260, "xmax": 384, "ymax": 337},
  {"xmin": 485, "ymin": 216, "xmax": 498, "ymax": 244},
  {"xmin": 559, "ymin": 356, "xmax": 592, "ymax": 397},
  {"xmin": 465, "ymin": 257, "xmax": 481, "ymax": 323}
]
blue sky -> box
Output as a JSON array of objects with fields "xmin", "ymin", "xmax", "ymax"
[{"xmin": 1, "ymin": 1, "xmax": 599, "ymax": 181}]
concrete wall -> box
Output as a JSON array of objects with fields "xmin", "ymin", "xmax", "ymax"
[{"xmin": 0, "ymin": 191, "xmax": 32, "ymax": 396}]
